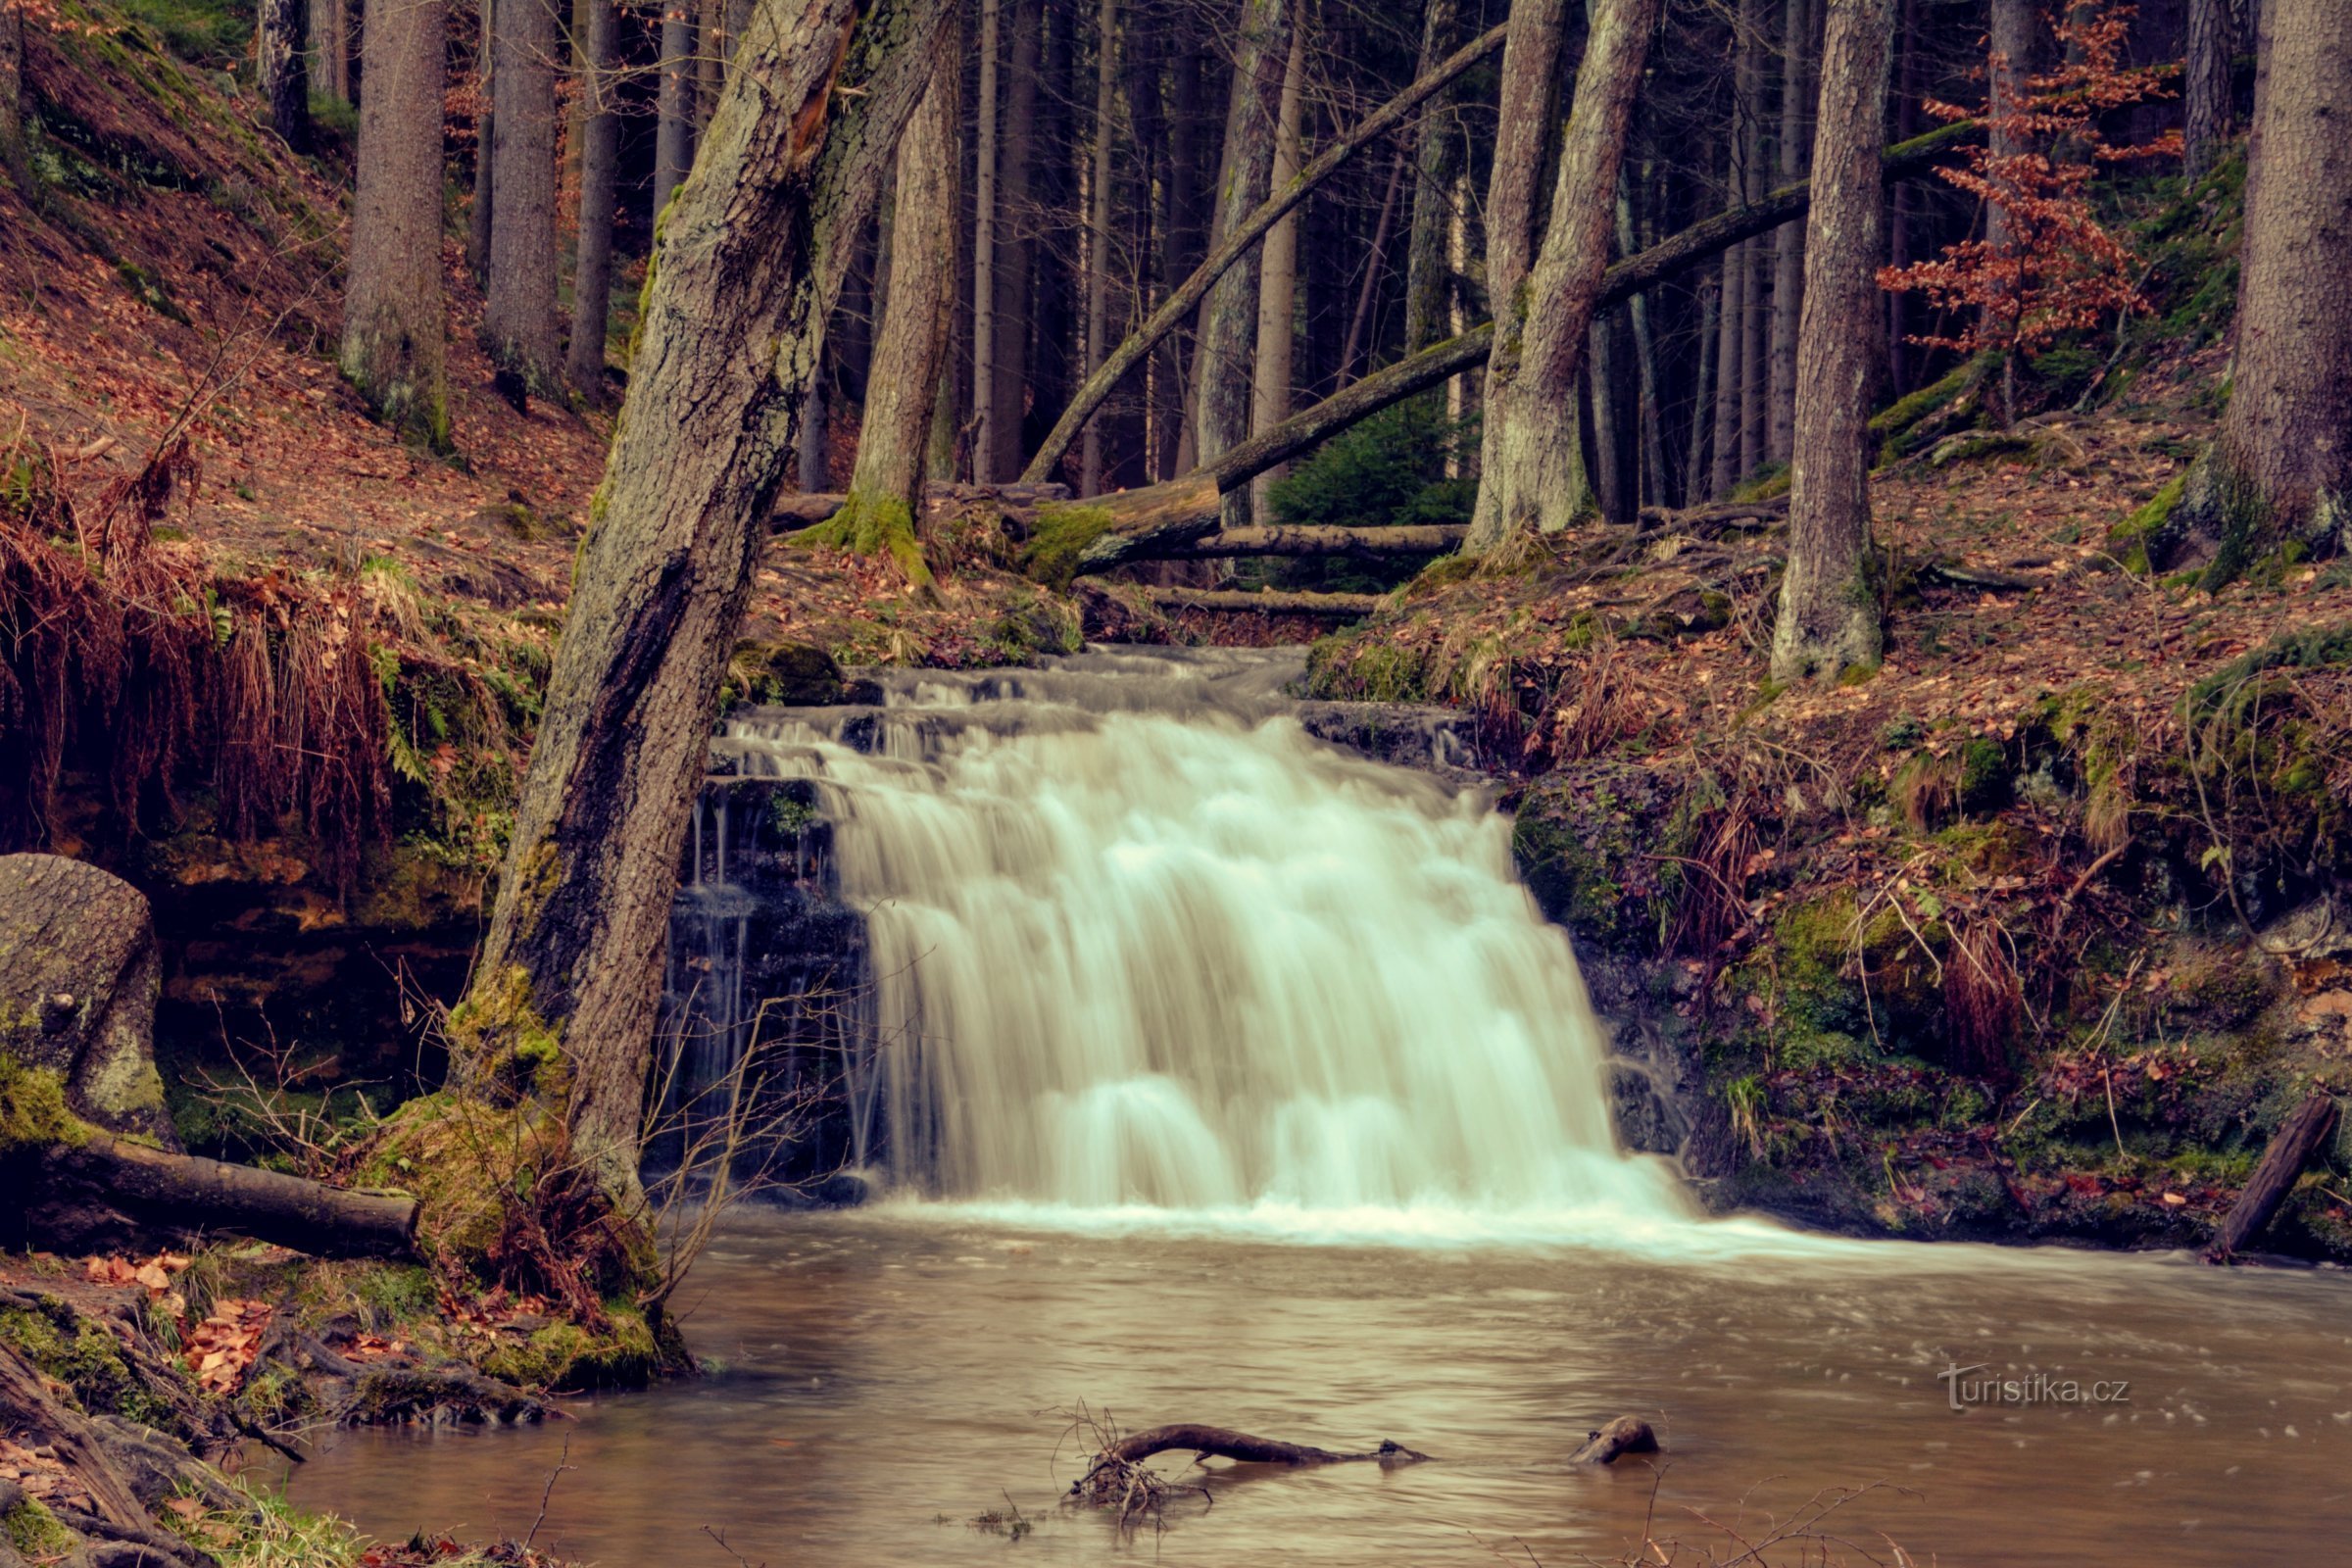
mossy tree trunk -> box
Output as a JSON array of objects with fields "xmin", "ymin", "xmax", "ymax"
[
  {"xmin": 816, "ymin": 33, "xmax": 961, "ymax": 581},
  {"xmin": 2175, "ymin": 0, "xmax": 2352, "ymax": 586},
  {"xmin": 1463, "ymin": 0, "xmax": 1658, "ymax": 554},
  {"xmin": 464, "ymin": 0, "xmax": 952, "ymax": 1200},
  {"xmin": 486, "ymin": 0, "xmax": 564, "ymax": 394},
  {"xmin": 1768, "ymin": 0, "xmax": 1894, "ymax": 682},
  {"xmin": 342, "ymin": 0, "xmax": 451, "ymax": 450}
]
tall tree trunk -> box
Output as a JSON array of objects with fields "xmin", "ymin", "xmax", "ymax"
[
  {"xmin": 1189, "ymin": 0, "xmax": 1291, "ymax": 526},
  {"xmin": 486, "ymin": 0, "xmax": 563, "ymax": 394},
  {"xmin": 465, "ymin": 0, "xmax": 952, "ymax": 1199},
  {"xmin": 310, "ymin": 0, "xmax": 350, "ymax": 105},
  {"xmin": 1403, "ymin": 0, "xmax": 1461, "ymax": 351},
  {"xmin": 1338, "ymin": 149, "xmax": 1405, "ymax": 387},
  {"xmin": 1080, "ymin": 0, "xmax": 1122, "ymax": 495},
  {"xmin": 986, "ymin": 0, "xmax": 1043, "ymax": 481},
  {"xmin": 1591, "ymin": 315, "xmax": 1629, "ymax": 521},
  {"xmin": 1, "ymin": 0, "xmax": 25, "ymax": 180},
  {"xmin": 567, "ymin": 0, "xmax": 620, "ymax": 398},
  {"xmin": 1708, "ymin": 248, "xmax": 1741, "ymax": 495},
  {"xmin": 972, "ymin": 0, "xmax": 1003, "ymax": 480},
  {"xmin": 696, "ymin": 0, "xmax": 725, "ymax": 129},
  {"xmin": 342, "ymin": 0, "xmax": 450, "ymax": 450},
  {"xmin": 654, "ymin": 0, "xmax": 696, "ymax": 220},
  {"xmin": 2176, "ymin": 0, "xmax": 2352, "ymax": 583},
  {"xmin": 1248, "ymin": 18, "xmax": 1306, "ymax": 518},
  {"xmin": 261, "ymin": 0, "xmax": 313, "ymax": 154},
  {"xmin": 1736, "ymin": 0, "xmax": 1767, "ymax": 479},
  {"xmin": 1983, "ymin": 0, "xmax": 2039, "ymax": 362},
  {"xmin": 468, "ymin": 0, "xmax": 496, "ymax": 278},
  {"xmin": 1769, "ymin": 0, "xmax": 1893, "ymax": 681},
  {"xmin": 1620, "ymin": 176, "xmax": 1670, "ymax": 507},
  {"xmin": 2184, "ymin": 0, "xmax": 2238, "ymax": 181},
  {"xmin": 1885, "ymin": 0, "xmax": 1916, "ymax": 394},
  {"xmin": 1766, "ymin": 0, "xmax": 1810, "ymax": 465},
  {"xmin": 837, "ymin": 39, "xmax": 962, "ymax": 543},
  {"xmin": 1464, "ymin": 0, "xmax": 1660, "ymax": 551},
  {"xmin": 1686, "ymin": 273, "xmax": 1720, "ymax": 500},
  {"xmin": 1152, "ymin": 44, "xmax": 1206, "ymax": 478},
  {"xmin": 1484, "ymin": 0, "xmax": 1570, "ymax": 331}
]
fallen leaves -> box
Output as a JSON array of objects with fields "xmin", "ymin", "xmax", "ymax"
[{"xmin": 185, "ymin": 1299, "xmax": 272, "ymax": 1395}]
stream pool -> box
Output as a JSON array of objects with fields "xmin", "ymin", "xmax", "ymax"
[{"xmin": 286, "ymin": 1203, "xmax": 2352, "ymax": 1566}]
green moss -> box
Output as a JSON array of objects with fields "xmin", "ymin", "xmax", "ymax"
[
  {"xmin": 476, "ymin": 1302, "xmax": 662, "ymax": 1391},
  {"xmin": 792, "ymin": 491, "xmax": 933, "ymax": 588},
  {"xmin": 981, "ymin": 593, "xmax": 1082, "ymax": 662},
  {"xmin": 0, "ymin": 1296, "xmax": 188, "ymax": 1432},
  {"xmin": 0, "ymin": 1054, "xmax": 90, "ymax": 1155},
  {"xmin": 5, "ymin": 1497, "xmax": 77, "ymax": 1560},
  {"xmin": 1869, "ymin": 354, "xmax": 1989, "ymax": 453},
  {"xmin": 2108, "ymin": 471, "xmax": 2185, "ymax": 573},
  {"xmin": 1019, "ymin": 502, "xmax": 1115, "ymax": 590},
  {"xmin": 444, "ymin": 966, "xmax": 566, "ymax": 1103},
  {"xmin": 726, "ymin": 640, "xmax": 855, "ymax": 706},
  {"xmin": 1302, "ymin": 632, "xmax": 1434, "ymax": 703}
]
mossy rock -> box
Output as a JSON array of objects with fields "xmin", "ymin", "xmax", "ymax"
[
  {"xmin": 727, "ymin": 640, "xmax": 875, "ymax": 707},
  {"xmin": 474, "ymin": 1301, "xmax": 666, "ymax": 1391}
]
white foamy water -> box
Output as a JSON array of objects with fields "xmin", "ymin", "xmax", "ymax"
[{"xmin": 715, "ymin": 647, "xmax": 1699, "ymax": 1238}]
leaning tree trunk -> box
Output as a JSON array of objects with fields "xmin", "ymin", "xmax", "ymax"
[
  {"xmin": 1464, "ymin": 0, "xmax": 1660, "ymax": 552},
  {"xmin": 2175, "ymin": 0, "xmax": 2352, "ymax": 584},
  {"xmin": 1484, "ymin": 0, "xmax": 1571, "ymax": 316},
  {"xmin": 343, "ymin": 0, "xmax": 451, "ymax": 450},
  {"xmin": 2183, "ymin": 0, "xmax": 2238, "ymax": 181},
  {"xmin": 1191, "ymin": 0, "xmax": 1291, "ymax": 526},
  {"xmin": 566, "ymin": 0, "xmax": 622, "ymax": 397},
  {"xmin": 1766, "ymin": 0, "xmax": 1811, "ymax": 466},
  {"xmin": 1247, "ymin": 18, "xmax": 1306, "ymax": 518},
  {"xmin": 654, "ymin": 0, "xmax": 696, "ymax": 220},
  {"xmin": 822, "ymin": 35, "xmax": 961, "ymax": 567},
  {"xmin": 486, "ymin": 0, "xmax": 563, "ymax": 395},
  {"xmin": 465, "ymin": 0, "xmax": 952, "ymax": 1200},
  {"xmin": 1769, "ymin": 0, "xmax": 1893, "ymax": 682},
  {"xmin": 260, "ymin": 0, "xmax": 312, "ymax": 154}
]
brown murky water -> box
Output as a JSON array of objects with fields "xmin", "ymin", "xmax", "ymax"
[{"xmin": 288, "ymin": 1205, "xmax": 2352, "ymax": 1566}]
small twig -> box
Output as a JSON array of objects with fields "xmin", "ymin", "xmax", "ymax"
[
  {"xmin": 523, "ymin": 1432, "xmax": 575, "ymax": 1549},
  {"xmin": 700, "ymin": 1524, "xmax": 763, "ymax": 1568}
]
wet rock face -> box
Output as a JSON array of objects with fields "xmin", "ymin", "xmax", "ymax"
[{"xmin": 0, "ymin": 855, "xmax": 177, "ymax": 1149}]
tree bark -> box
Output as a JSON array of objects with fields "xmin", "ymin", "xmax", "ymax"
[
  {"xmin": 2206, "ymin": 1091, "xmax": 2338, "ymax": 1260},
  {"xmin": 1622, "ymin": 177, "xmax": 1670, "ymax": 507},
  {"xmin": 1769, "ymin": 0, "xmax": 1894, "ymax": 682},
  {"xmin": 2184, "ymin": 0, "xmax": 2237, "ymax": 181},
  {"xmin": 310, "ymin": 0, "xmax": 350, "ymax": 105},
  {"xmin": 566, "ymin": 0, "xmax": 622, "ymax": 398},
  {"xmin": 486, "ymin": 0, "xmax": 563, "ymax": 395},
  {"xmin": 1024, "ymin": 23, "xmax": 1508, "ymax": 484},
  {"xmin": 1685, "ymin": 273, "xmax": 1719, "ymax": 500},
  {"xmin": 469, "ymin": 0, "xmax": 496, "ymax": 278},
  {"xmin": 1484, "ymin": 0, "xmax": 1570, "ymax": 333},
  {"xmin": 1708, "ymin": 145, "xmax": 1743, "ymax": 495},
  {"xmin": 261, "ymin": 0, "xmax": 312, "ymax": 154},
  {"xmin": 1402, "ymin": 0, "xmax": 1462, "ymax": 352},
  {"xmin": 0, "ymin": 0, "xmax": 24, "ymax": 180},
  {"xmin": 465, "ymin": 0, "xmax": 952, "ymax": 1198},
  {"xmin": 1736, "ymin": 0, "xmax": 1768, "ymax": 480},
  {"xmin": 1766, "ymin": 0, "xmax": 1811, "ymax": 465},
  {"xmin": 1190, "ymin": 0, "xmax": 1292, "ymax": 526},
  {"xmin": 1247, "ymin": 18, "xmax": 1306, "ymax": 518},
  {"xmin": 1984, "ymin": 0, "xmax": 2039, "ymax": 334},
  {"xmin": 2178, "ymin": 0, "xmax": 2352, "ymax": 580},
  {"xmin": 30, "ymin": 1135, "xmax": 420, "ymax": 1258},
  {"xmin": 1080, "ymin": 0, "xmax": 1122, "ymax": 496},
  {"xmin": 1569, "ymin": 1415, "xmax": 1659, "ymax": 1465},
  {"xmin": 655, "ymin": 0, "xmax": 697, "ymax": 220},
  {"xmin": 985, "ymin": 0, "xmax": 1043, "ymax": 483},
  {"xmin": 972, "ymin": 0, "xmax": 1003, "ymax": 481},
  {"xmin": 837, "ymin": 39, "xmax": 961, "ymax": 538},
  {"xmin": 1465, "ymin": 0, "xmax": 1659, "ymax": 552},
  {"xmin": 342, "ymin": 0, "xmax": 451, "ymax": 450}
]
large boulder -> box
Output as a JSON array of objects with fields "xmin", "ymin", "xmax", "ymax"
[{"xmin": 0, "ymin": 855, "xmax": 177, "ymax": 1149}]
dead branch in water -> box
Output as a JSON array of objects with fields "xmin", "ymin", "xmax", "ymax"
[{"xmin": 1054, "ymin": 1402, "xmax": 1429, "ymax": 1531}]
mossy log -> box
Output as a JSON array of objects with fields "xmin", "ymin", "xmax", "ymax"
[
  {"xmin": 769, "ymin": 479, "xmax": 1071, "ymax": 531},
  {"xmin": 2207, "ymin": 1091, "xmax": 2340, "ymax": 1261},
  {"xmin": 28, "ymin": 1135, "xmax": 419, "ymax": 1259},
  {"xmin": 1144, "ymin": 588, "xmax": 1384, "ymax": 619},
  {"xmin": 1092, "ymin": 524, "xmax": 1467, "ymax": 567}
]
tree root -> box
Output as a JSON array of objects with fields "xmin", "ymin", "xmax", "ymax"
[{"xmin": 1067, "ymin": 1420, "xmax": 1430, "ymax": 1528}]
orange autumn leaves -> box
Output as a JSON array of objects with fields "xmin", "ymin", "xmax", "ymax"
[{"xmin": 80, "ymin": 1250, "xmax": 271, "ymax": 1396}]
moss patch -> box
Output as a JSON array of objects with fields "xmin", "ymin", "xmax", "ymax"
[
  {"xmin": 793, "ymin": 491, "xmax": 933, "ymax": 588},
  {"xmin": 0, "ymin": 1054, "xmax": 90, "ymax": 1155},
  {"xmin": 1018, "ymin": 503, "xmax": 1115, "ymax": 591}
]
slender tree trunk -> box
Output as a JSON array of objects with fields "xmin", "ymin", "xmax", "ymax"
[
  {"xmin": 1591, "ymin": 316, "xmax": 1629, "ymax": 521},
  {"xmin": 838, "ymin": 38, "xmax": 962, "ymax": 536},
  {"xmin": 696, "ymin": 0, "xmax": 725, "ymax": 128},
  {"xmin": 310, "ymin": 0, "xmax": 350, "ymax": 105},
  {"xmin": 567, "ymin": 0, "xmax": 620, "ymax": 397},
  {"xmin": 2177, "ymin": 0, "xmax": 2352, "ymax": 581},
  {"xmin": 1248, "ymin": 19, "xmax": 1306, "ymax": 518},
  {"xmin": 1339, "ymin": 150, "xmax": 1405, "ymax": 388},
  {"xmin": 342, "ymin": 0, "xmax": 450, "ymax": 450},
  {"xmin": 986, "ymin": 0, "xmax": 1042, "ymax": 481},
  {"xmin": 1708, "ymin": 107, "xmax": 1745, "ymax": 496},
  {"xmin": 1984, "ymin": 0, "xmax": 2038, "ymax": 351},
  {"xmin": 1766, "ymin": 0, "xmax": 1810, "ymax": 465},
  {"xmin": 1485, "ymin": 0, "xmax": 1570, "ymax": 327},
  {"xmin": 1403, "ymin": 0, "xmax": 1462, "ymax": 351},
  {"xmin": 2184, "ymin": 0, "xmax": 2238, "ymax": 181},
  {"xmin": 654, "ymin": 0, "xmax": 696, "ymax": 220},
  {"xmin": 466, "ymin": 0, "xmax": 953, "ymax": 1199},
  {"xmin": 1770, "ymin": 0, "xmax": 1893, "ymax": 681},
  {"xmin": 1886, "ymin": 0, "xmax": 1916, "ymax": 394},
  {"xmin": 972, "ymin": 0, "xmax": 1002, "ymax": 480},
  {"xmin": 1737, "ymin": 0, "xmax": 1767, "ymax": 478},
  {"xmin": 1080, "ymin": 0, "xmax": 1122, "ymax": 495},
  {"xmin": 261, "ymin": 0, "xmax": 313, "ymax": 154},
  {"xmin": 1620, "ymin": 177, "xmax": 1669, "ymax": 507},
  {"xmin": 486, "ymin": 0, "xmax": 563, "ymax": 393},
  {"xmin": 1154, "ymin": 45, "xmax": 1205, "ymax": 478},
  {"xmin": 1191, "ymin": 0, "xmax": 1292, "ymax": 525},
  {"xmin": 1465, "ymin": 0, "xmax": 1660, "ymax": 551},
  {"xmin": 469, "ymin": 0, "xmax": 496, "ymax": 278},
  {"xmin": 1, "ymin": 0, "xmax": 25, "ymax": 179},
  {"xmin": 1686, "ymin": 274, "xmax": 1720, "ymax": 500}
]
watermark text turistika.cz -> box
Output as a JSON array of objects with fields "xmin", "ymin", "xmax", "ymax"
[{"xmin": 1937, "ymin": 1364, "xmax": 2131, "ymax": 1411}]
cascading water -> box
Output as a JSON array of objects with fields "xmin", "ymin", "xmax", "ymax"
[{"xmin": 707, "ymin": 646, "xmax": 1690, "ymax": 1232}]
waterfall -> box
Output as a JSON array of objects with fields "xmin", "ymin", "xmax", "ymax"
[{"xmin": 713, "ymin": 647, "xmax": 1690, "ymax": 1229}]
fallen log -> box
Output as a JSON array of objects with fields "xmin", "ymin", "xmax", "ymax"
[
  {"xmin": 770, "ymin": 479, "xmax": 1070, "ymax": 533},
  {"xmin": 31, "ymin": 1134, "xmax": 419, "ymax": 1259},
  {"xmin": 1638, "ymin": 495, "xmax": 1789, "ymax": 532},
  {"xmin": 1125, "ymin": 523, "xmax": 1466, "ymax": 564},
  {"xmin": 1145, "ymin": 587, "xmax": 1383, "ymax": 618},
  {"xmin": 2207, "ymin": 1091, "xmax": 2339, "ymax": 1261},
  {"xmin": 1099, "ymin": 1424, "xmax": 1431, "ymax": 1468},
  {"xmin": 1568, "ymin": 1414, "xmax": 1659, "ymax": 1465}
]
